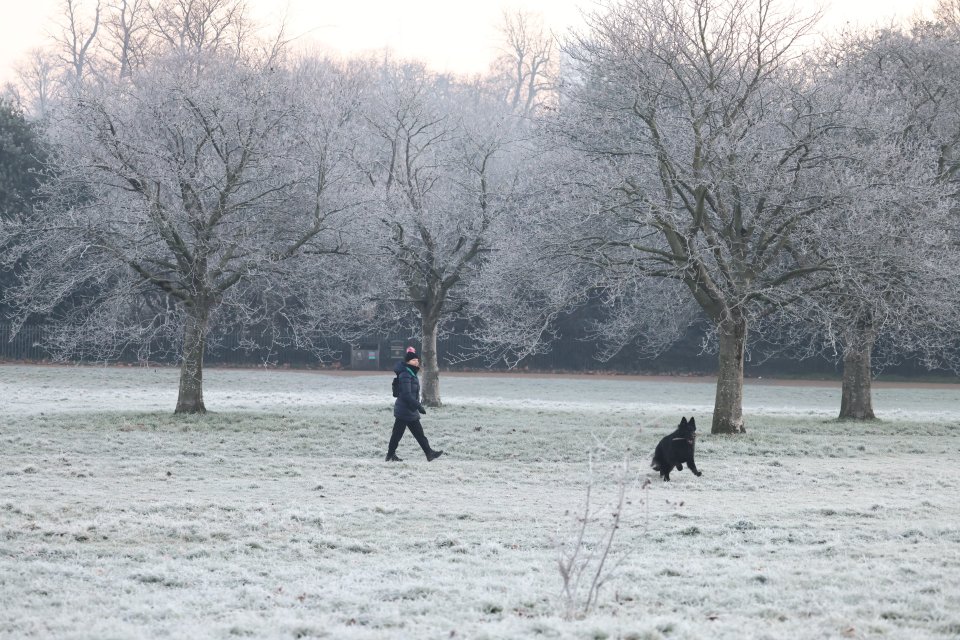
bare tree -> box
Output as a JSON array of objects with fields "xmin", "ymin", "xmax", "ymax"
[
  {"xmin": 1, "ymin": 54, "xmax": 364, "ymax": 413},
  {"xmin": 0, "ymin": 84, "xmax": 21, "ymax": 109},
  {"xmin": 53, "ymin": 0, "xmax": 103, "ymax": 86},
  {"xmin": 14, "ymin": 49, "xmax": 59, "ymax": 119},
  {"xmin": 783, "ymin": 100, "xmax": 951, "ymax": 419},
  {"xmin": 466, "ymin": 149, "xmax": 701, "ymax": 370},
  {"xmin": 5, "ymin": 1, "xmax": 102, "ymax": 121},
  {"xmin": 491, "ymin": 10, "xmax": 556, "ymax": 119},
  {"xmin": 335, "ymin": 61, "xmax": 532, "ymax": 406},
  {"xmin": 11, "ymin": 0, "xmax": 270, "ymax": 115},
  {"xmin": 102, "ymin": 0, "xmax": 151, "ymax": 79},
  {"xmin": 464, "ymin": 190, "xmax": 595, "ymax": 368},
  {"xmin": 934, "ymin": 0, "xmax": 960, "ymax": 27},
  {"xmin": 148, "ymin": 0, "xmax": 251, "ymax": 63},
  {"xmin": 781, "ymin": 21, "xmax": 960, "ymax": 420},
  {"xmin": 553, "ymin": 0, "xmax": 842, "ymax": 433}
]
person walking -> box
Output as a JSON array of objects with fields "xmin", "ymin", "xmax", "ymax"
[{"xmin": 386, "ymin": 348, "xmax": 444, "ymax": 462}]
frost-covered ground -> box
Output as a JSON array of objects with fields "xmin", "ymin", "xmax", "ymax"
[{"xmin": 2, "ymin": 364, "xmax": 960, "ymax": 639}]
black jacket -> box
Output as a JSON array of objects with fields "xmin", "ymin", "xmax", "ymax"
[{"xmin": 393, "ymin": 364, "xmax": 424, "ymax": 421}]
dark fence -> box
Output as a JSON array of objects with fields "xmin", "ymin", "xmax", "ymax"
[
  {"xmin": 0, "ymin": 323, "xmax": 487, "ymax": 371},
  {"xmin": 0, "ymin": 322, "xmax": 756, "ymax": 376},
  {"xmin": 0, "ymin": 323, "xmax": 49, "ymax": 361},
  {"xmin": 0, "ymin": 322, "xmax": 953, "ymax": 379},
  {"xmin": 0, "ymin": 322, "xmax": 696, "ymax": 372}
]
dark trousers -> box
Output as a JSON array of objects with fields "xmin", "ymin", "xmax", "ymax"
[{"xmin": 388, "ymin": 419, "xmax": 432, "ymax": 457}]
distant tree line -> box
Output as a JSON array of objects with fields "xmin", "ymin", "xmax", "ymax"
[{"xmin": 1, "ymin": 0, "xmax": 959, "ymax": 431}]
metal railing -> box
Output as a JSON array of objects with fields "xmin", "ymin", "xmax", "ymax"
[
  {"xmin": 0, "ymin": 323, "xmax": 49, "ymax": 361},
  {"xmin": 0, "ymin": 322, "xmax": 714, "ymax": 373}
]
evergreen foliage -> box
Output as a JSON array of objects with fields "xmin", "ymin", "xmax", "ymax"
[{"xmin": 0, "ymin": 100, "xmax": 46, "ymax": 220}]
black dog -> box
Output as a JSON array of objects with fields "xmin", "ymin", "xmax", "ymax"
[{"xmin": 651, "ymin": 416, "xmax": 702, "ymax": 481}]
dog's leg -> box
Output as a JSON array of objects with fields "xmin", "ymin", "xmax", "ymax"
[{"xmin": 687, "ymin": 460, "xmax": 702, "ymax": 477}]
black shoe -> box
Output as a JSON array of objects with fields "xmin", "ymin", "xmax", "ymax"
[
  {"xmin": 385, "ymin": 453, "xmax": 403, "ymax": 462},
  {"xmin": 427, "ymin": 450, "xmax": 444, "ymax": 461}
]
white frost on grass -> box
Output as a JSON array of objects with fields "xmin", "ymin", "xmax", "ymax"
[
  {"xmin": 4, "ymin": 364, "xmax": 960, "ymax": 421},
  {"xmin": 1, "ymin": 365, "xmax": 960, "ymax": 639}
]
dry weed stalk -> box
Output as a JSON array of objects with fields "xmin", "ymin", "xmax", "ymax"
[{"xmin": 557, "ymin": 443, "xmax": 650, "ymax": 619}]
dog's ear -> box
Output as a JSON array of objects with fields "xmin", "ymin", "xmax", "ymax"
[
  {"xmin": 689, "ymin": 417, "xmax": 696, "ymax": 429},
  {"xmin": 679, "ymin": 416, "xmax": 688, "ymax": 427}
]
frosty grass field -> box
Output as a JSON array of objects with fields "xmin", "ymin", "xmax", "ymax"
[{"xmin": 2, "ymin": 364, "xmax": 960, "ymax": 640}]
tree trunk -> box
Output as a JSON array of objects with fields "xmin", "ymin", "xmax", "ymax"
[
  {"xmin": 712, "ymin": 313, "xmax": 747, "ymax": 434},
  {"xmin": 420, "ymin": 311, "xmax": 442, "ymax": 407},
  {"xmin": 175, "ymin": 304, "xmax": 209, "ymax": 414},
  {"xmin": 839, "ymin": 330, "xmax": 876, "ymax": 420}
]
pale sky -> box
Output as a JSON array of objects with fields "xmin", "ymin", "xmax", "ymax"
[{"xmin": 0, "ymin": 0, "xmax": 940, "ymax": 85}]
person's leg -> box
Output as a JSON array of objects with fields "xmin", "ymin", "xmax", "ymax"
[
  {"xmin": 407, "ymin": 420, "xmax": 443, "ymax": 460},
  {"xmin": 386, "ymin": 419, "xmax": 407, "ymax": 461},
  {"xmin": 406, "ymin": 420, "xmax": 431, "ymax": 455}
]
